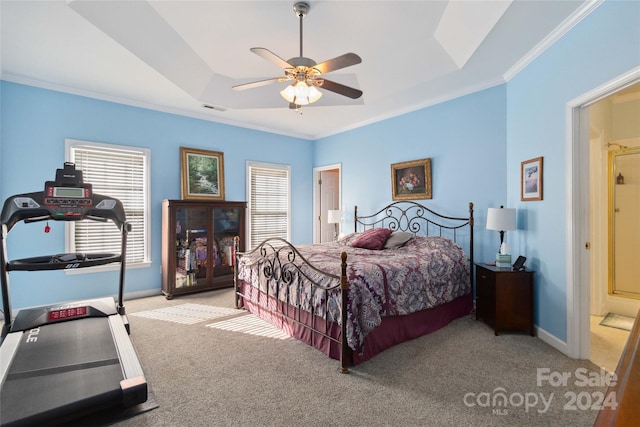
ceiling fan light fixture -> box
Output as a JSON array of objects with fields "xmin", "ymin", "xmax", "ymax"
[
  {"xmin": 234, "ymin": 1, "xmax": 362, "ymax": 106},
  {"xmin": 280, "ymin": 80, "xmax": 322, "ymax": 105}
]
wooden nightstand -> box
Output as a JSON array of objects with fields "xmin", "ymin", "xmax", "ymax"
[{"xmin": 475, "ymin": 263, "xmax": 534, "ymax": 336}]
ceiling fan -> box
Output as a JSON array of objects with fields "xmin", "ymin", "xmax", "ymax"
[{"xmin": 232, "ymin": 1, "xmax": 363, "ymax": 108}]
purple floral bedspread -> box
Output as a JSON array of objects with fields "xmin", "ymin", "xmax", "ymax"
[{"xmin": 237, "ymin": 235, "xmax": 470, "ymax": 353}]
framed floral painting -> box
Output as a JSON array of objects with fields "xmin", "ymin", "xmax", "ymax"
[
  {"xmin": 180, "ymin": 147, "xmax": 225, "ymax": 200},
  {"xmin": 391, "ymin": 158, "xmax": 432, "ymax": 200}
]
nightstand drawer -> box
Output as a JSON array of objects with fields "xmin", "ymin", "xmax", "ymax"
[{"xmin": 475, "ymin": 268, "xmax": 496, "ymax": 326}]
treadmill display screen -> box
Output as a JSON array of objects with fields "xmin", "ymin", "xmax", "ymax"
[
  {"xmin": 48, "ymin": 306, "xmax": 88, "ymax": 322},
  {"xmin": 53, "ymin": 187, "xmax": 86, "ymax": 198}
]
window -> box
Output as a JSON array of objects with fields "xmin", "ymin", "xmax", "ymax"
[
  {"xmin": 247, "ymin": 161, "xmax": 291, "ymax": 248},
  {"xmin": 66, "ymin": 139, "xmax": 151, "ymax": 269}
]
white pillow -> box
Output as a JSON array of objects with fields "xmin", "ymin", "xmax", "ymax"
[{"xmin": 382, "ymin": 231, "xmax": 414, "ymax": 249}]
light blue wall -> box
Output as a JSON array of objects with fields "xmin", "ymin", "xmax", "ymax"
[
  {"xmin": 1, "ymin": 0, "xmax": 638, "ymax": 347},
  {"xmin": 314, "ymin": 85, "xmax": 508, "ymax": 265},
  {"xmin": 0, "ymin": 82, "xmax": 313, "ymax": 309},
  {"xmin": 314, "ymin": 0, "xmax": 640, "ymax": 345},
  {"xmin": 506, "ymin": 0, "xmax": 640, "ymax": 341}
]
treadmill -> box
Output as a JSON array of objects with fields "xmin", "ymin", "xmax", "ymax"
[{"xmin": 0, "ymin": 163, "xmax": 147, "ymax": 426}]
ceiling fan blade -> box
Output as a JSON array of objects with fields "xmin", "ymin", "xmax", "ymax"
[
  {"xmin": 319, "ymin": 79, "xmax": 363, "ymax": 99},
  {"xmin": 250, "ymin": 47, "xmax": 293, "ymax": 69},
  {"xmin": 232, "ymin": 77, "xmax": 285, "ymax": 91},
  {"xmin": 314, "ymin": 53, "xmax": 362, "ymax": 74}
]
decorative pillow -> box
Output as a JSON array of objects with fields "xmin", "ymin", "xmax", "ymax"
[
  {"xmin": 350, "ymin": 228, "xmax": 392, "ymax": 250},
  {"xmin": 383, "ymin": 231, "xmax": 414, "ymax": 249},
  {"xmin": 337, "ymin": 232, "xmax": 360, "ymax": 245}
]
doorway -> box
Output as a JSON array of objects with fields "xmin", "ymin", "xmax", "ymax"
[
  {"xmin": 587, "ymin": 86, "xmax": 640, "ymax": 372},
  {"xmin": 588, "ymin": 84, "xmax": 640, "ymax": 320},
  {"xmin": 567, "ymin": 70, "xmax": 640, "ymax": 370},
  {"xmin": 608, "ymin": 146, "xmax": 640, "ymax": 299},
  {"xmin": 313, "ymin": 164, "xmax": 341, "ymax": 243}
]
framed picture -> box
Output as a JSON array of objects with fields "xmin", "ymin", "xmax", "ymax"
[
  {"xmin": 391, "ymin": 158, "xmax": 432, "ymax": 200},
  {"xmin": 180, "ymin": 147, "xmax": 225, "ymax": 200},
  {"xmin": 521, "ymin": 156, "xmax": 543, "ymax": 201}
]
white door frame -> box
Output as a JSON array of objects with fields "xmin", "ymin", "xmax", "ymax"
[
  {"xmin": 566, "ymin": 66, "xmax": 640, "ymax": 359},
  {"xmin": 313, "ymin": 163, "xmax": 342, "ymax": 243}
]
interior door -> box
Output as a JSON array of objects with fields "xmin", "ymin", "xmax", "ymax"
[{"xmin": 319, "ymin": 170, "xmax": 340, "ymax": 242}]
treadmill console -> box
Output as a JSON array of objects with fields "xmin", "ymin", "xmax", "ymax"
[
  {"xmin": 0, "ymin": 162, "xmax": 129, "ymax": 273},
  {"xmin": 43, "ymin": 162, "xmax": 94, "ymax": 218},
  {"xmin": 1, "ymin": 162, "xmax": 126, "ymax": 231}
]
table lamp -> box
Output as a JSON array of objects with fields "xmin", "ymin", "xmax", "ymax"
[
  {"xmin": 327, "ymin": 209, "xmax": 342, "ymax": 241},
  {"xmin": 486, "ymin": 205, "xmax": 517, "ymax": 254}
]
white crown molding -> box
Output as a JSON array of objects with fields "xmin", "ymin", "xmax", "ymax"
[
  {"xmin": 3, "ymin": 0, "xmax": 609, "ymax": 145},
  {"xmin": 314, "ymin": 76, "xmax": 506, "ymax": 140},
  {"xmin": 2, "ymin": 71, "xmax": 507, "ymax": 141},
  {"xmin": 503, "ymin": 0, "xmax": 604, "ymax": 82},
  {"xmin": 0, "ymin": 73, "xmax": 315, "ymax": 140}
]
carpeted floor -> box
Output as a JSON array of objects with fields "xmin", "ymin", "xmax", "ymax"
[
  {"xmin": 73, "ymin": 387, "xmax": 159, "ymax": 426},
  {"xmin": 130, "ymin": 303, "xmax": 244, "ymax": 325},
  {"xmin": 131, "ymin": 303, "xmax": 290, "ymax": 339},
  {"xmin": 108, "ymin": 288, "xmax": 613, "ymax": 426}
]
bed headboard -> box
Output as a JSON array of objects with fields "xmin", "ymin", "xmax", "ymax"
[
  {"xmin": 354, "ymin": 201, "xmax": 473, "ymax": 236},
  {"xmin": 354, "ymin": 201, "xmax": 475, "ymax": 286}
]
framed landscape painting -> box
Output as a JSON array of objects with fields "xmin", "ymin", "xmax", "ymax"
[
  {"xmin": 521, "ymin": 156, "xmax": 543, "ymax": 201},
  {"xmin": 391, "ymin": 158, "xmax": 432, "ymax": 200},
  {"xmin": 180, "ymin": 147, "xmax": 225, "ymax": 200}
]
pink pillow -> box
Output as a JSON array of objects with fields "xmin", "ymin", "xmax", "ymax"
[{"xmin": 351, "ymin": 228, "xmax": 392, "ymax": 250}]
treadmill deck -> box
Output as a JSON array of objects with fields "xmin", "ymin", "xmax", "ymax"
[{"xmin": 0, "ymin": 315, "xmax": 141, "ymax": 426}]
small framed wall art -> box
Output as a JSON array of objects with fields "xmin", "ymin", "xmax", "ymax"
[
  {"xmin": 521, "ymin": 156, "xmax": 543, "ymax": 201},
  {"xmin": 180, "ymin": 147, "xmax": 225, "ymax": 200},
  {"xmin": 391, "ymin": 158, "xmax": 432, "ymax": 201}
]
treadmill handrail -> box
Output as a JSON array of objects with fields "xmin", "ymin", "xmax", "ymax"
[
  {"xmin": 1, "ymin": 190, "xmax": 130, "ymax": 334},
  {"xmin": 7, "ymin": 253, "xmax": 122, "ymax": 272}
]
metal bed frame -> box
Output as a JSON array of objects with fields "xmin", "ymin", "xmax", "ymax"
[{"xmin": 234, "ymin": 201, "xmax": 474, "ymax": 373}]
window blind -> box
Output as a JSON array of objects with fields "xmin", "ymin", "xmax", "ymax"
[
  {"xmin": 68, "ymin": 142, "xmax": 149, "ymax": 265},
  {"xmin": 248, "ymin": 164, "xmax": 290, "ymax": 249}
]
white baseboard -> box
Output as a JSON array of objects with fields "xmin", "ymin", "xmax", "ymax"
[
  {"xmin": 122, "ymin": 288, "xmax": 163, "ymax": 301},
  {"xmin": 536, "ymin": 325, "xmax": 573, "ymax": 358}
]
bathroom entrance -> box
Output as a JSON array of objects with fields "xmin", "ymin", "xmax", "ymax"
[{"xmin": 609, "ymin": 146, "xmax": 640, "ymax": 299}]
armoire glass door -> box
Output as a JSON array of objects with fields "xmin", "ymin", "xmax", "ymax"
[
  {"xmin": 175, "ymin": 207, "xmax": 209, "ymax": 288},
  {"xmin": 212, "ymin": 207, "xmax": 241, "ymax": 277}
]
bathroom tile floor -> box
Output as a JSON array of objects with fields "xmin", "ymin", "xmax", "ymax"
[{"xmin": 590, "ymin": 315, "xmax": 630, "ymax": 373}]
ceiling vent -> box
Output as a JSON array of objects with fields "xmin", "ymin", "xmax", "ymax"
[{"xmin": 201, "ymin": 104, "xmax": 227, "ymax": 112}]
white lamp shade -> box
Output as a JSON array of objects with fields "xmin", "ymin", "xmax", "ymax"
[
  {"xmin": 280, "ymin": 81, "xmax": 322, "ymax": 106},
  {"xmin": 280, "ymin": 85, "xmax": 296, "ymax": 103},
  {"xmin": 306, "ymin": 85, "xmax": 322, "ymax": 103},
  {"xmin": 327, "ymin": 209, "xmax": 342, "ymax": 224},
  {"xmin": 486, "ymin": 207, "xmax": 517, "ymax": 231}
]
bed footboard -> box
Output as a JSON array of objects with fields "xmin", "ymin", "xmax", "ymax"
[{"xmin": 233, "ymin": 237, "xmax": 352, "ymax": 373}]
